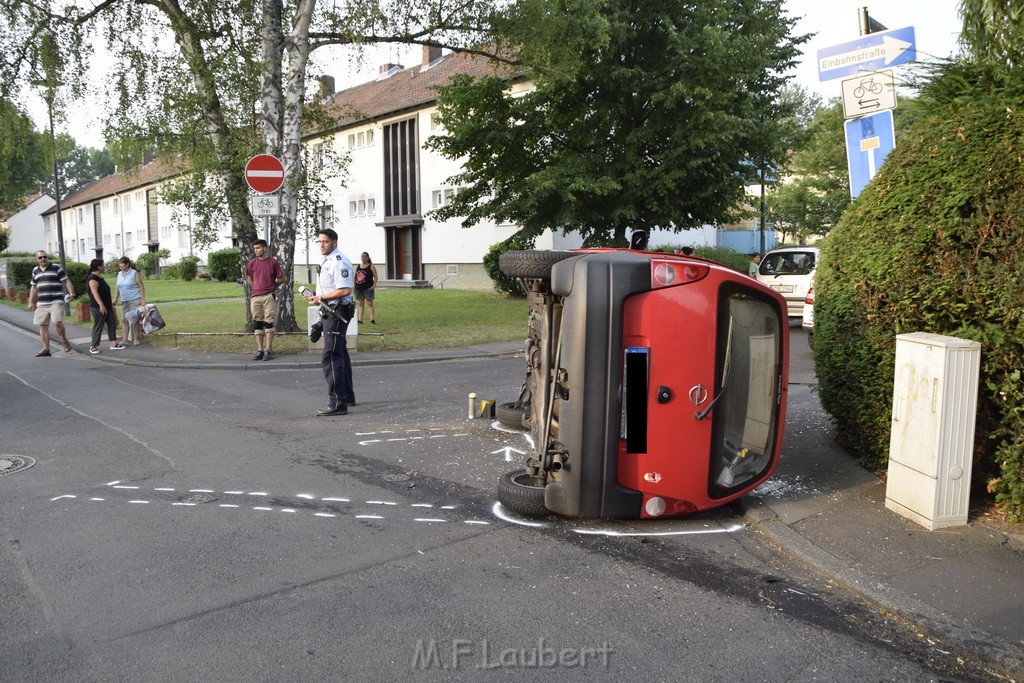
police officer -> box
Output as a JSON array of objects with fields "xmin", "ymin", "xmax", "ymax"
[{"xmin": 307, "ymin": 227, "xmax": 356, "ymax": 416}]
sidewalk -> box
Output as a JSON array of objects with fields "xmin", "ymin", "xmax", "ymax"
[{"xmin": 2, "ymin": 301, "xmax": 1022, "ymax": 676}]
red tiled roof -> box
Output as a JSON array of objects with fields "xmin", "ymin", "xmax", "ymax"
[
  {"xmin": 316, "ymin": 50, "xmax": 516, "ymax": 134},
  {"xmin": 43, "ymin": 157, "xmax": 190, "ymax": 213}
]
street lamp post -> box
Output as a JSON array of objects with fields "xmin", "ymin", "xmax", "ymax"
[{"xmin": 45, "ymin": 94, "xmax": 70, "ymax": 315}]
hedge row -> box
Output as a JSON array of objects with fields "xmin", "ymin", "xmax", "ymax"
[{"xmin": 814, "ymin": 61, "xmax": 1024, "ymax": 520}]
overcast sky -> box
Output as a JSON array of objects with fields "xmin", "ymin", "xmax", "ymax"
[{"xmin": 33, "ymin": 0, "xmax": 964, "ymax": 151}]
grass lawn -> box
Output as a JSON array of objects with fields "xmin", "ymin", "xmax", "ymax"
[
  {"xmin": 4, "ymin": 279, "xmax": 530, "ymax": 354},
  {"xmin": 148, "ymin": 288, "xmax": 529, "ymax": 354}
]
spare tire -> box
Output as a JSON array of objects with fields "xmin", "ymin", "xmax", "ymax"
[
  {"xmin": 499, "ymin": 250, "xmax": 577, "ymax": 279},
  {"xmin": 497, "ymin": 469, "xmax": 549, "ymax": 516},
  {"xmin": 495, "ymin": 401, "xmax": 528, "ymax": 430}
]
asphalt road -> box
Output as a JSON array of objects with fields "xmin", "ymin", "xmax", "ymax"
[{"xmin": 0, "ymin": 318, "xmax": 980, "ymax": 680}]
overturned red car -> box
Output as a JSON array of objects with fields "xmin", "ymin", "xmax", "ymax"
[{"xmin": 497, "ymin": 242, "xmax": 789, "ymax": 519}]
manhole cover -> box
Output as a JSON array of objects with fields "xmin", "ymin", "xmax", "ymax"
[
  {"xmin": 382, "ymin": 473, "xmax": 411, "ymax": 482},
  {"xmin": 179, "ymin": 492, "xmax": 217, "ymax": 504},
  {"xmin": 0, "ymin": 455, "xmax": 36, "ymax": 476}
]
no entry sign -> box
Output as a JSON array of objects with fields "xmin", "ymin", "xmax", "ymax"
[{"xmin": 244, "ymin": 154, "xmax": 285, "ymax": 194}]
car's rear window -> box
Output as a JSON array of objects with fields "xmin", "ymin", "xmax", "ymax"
[{"xmin": 759, "ymin": 251, "xmax": 816, "ymax": 276}]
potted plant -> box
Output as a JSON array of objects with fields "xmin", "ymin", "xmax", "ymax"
[{"xmin": 75, "ymin": 295, "xmax": 91, "ymax": 323}]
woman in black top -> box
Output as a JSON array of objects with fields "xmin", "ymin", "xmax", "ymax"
[
  {"xmin": 354, "ymin": 252, "xmax": 379, "ymax": 325},
  {"xmin": 86, "ymin": 259, "xmax": 125, "ymax": 354}
]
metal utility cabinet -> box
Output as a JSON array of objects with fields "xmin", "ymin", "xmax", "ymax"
[{"xmin": 885, "ymin": 332, "xmax": 981, "ymax": 530}]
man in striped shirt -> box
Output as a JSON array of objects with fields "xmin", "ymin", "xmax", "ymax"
[{"xmin": 28, "ymin": 251, "xmax": 75, "ymax": 357}]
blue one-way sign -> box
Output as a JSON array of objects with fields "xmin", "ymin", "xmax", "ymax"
[
  {"xmin": 844, "ymin": 110, "xmax": 896, "ymax": 199},
  {"xmin": 818, "ymin": 26, "xmax": 916, "ymax": 81}
]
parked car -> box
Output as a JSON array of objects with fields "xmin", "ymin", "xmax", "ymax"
[
  {"xmin": 755, "ymin": 246, "xmax": 819, "ymax": 319},
  {"xmin": 496, "ymin": 244, "xmax": 790, "ymax": 519},
  {"xmin": 803, "ymin": 275, "xmax": 814, "ymax": 347}
]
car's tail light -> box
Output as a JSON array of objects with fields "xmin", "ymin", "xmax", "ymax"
[
  {"xmin": 805, "ymin": 286, "xmax": 815, "ymax": 304},
  {"xmin": 650, "ymin": 259, "xmax": 710, "ymax": 289},
  {"xmin": 641, "ymin": 494, "xmax": 697, "ymax": 518}
]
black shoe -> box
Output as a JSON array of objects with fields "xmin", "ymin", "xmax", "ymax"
[
  {"xmin": 35, "ymin": 349, "xmax": 51, "ymax": 357},
  {"xmin": 358, "ymin": 320, "xmax": 363, "ymax": 324},
  {"xmin": 316, "ymin": 406, "xmax": 348, "ymax": 417},
  {"xmin": 345, "ymin": 400, "xmax": 358, "ymax": 407},
  {"xmin": 252, "ymin": 350, "xmax": 265, "ymax": 361},
  {"xmin": 370, "ymin": 319, "xmax": 376, "ymax": 325},
  {"xmin": 263, "ymin": 350, "xmax": 274, "ymax": 361}
]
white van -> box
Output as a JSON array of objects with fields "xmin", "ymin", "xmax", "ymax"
[{"xmin": 756, "ymin": 246, "xmax": 819, "ymax": 318}]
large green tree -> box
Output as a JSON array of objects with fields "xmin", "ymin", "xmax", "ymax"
[
  {"xmin": 2, "ymin": 0, "xmax": 522, "ymax": 329},
  {"xmin": 0, "ymin": 99, "xmax": 48, "ymax": 212},
  {"xmin": 427, "ymin": 0, "xmax": 808, "ymax": 246}
]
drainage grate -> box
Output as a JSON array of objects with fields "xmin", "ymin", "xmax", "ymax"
[{"xmin": 0, "ymin": 456, "xmax": 36, "ymax": 476}]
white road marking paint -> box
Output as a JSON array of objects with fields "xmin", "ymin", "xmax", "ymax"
[
  {"xmin": 224, "ymin": 491, "xmax": 244, "ymax": 495},
  {"xmin": 366, "ymin": 500, "xmax": 397, "ymax": 506},
  {"xmin": 464, "ymin": 521, "xmax": 490, "ymax": 525},
  {"xmin": 50, "ymin": 495, "xmax": 76, "ymax": 501},
  {"xmin": 248, "ymin": 492, "xmax": 268, "ymax": 496},
  {"xmin": 89, "ymin": 498, "xmax": 104, "ymax": 502},
  {"xmin": 491, "ymin": 446, "xmax": 525, "ymax": 462},
  {"xmin": 253, "ymin": 507, "xmax": 273, "ymax": 511},
  {"xmin": 106, "ymin": 480, "xmax": 121, "ymax": 486},
  {"xmin": 573, "ymin": 524, "xmax": 745, "ymax": 538},
  {"xmin": 414, "ymin": 518, "xmax": 446, "ymax": 523},
  {"xmin": 411, "ymin": 503, "xmax": 433, "ymax": 508},
  {"xmin": 322, "ymin": 497, "xmax": 349, "ymax": 502},
  {"xmin": 440, "ymin": 505, "xmax": 456, "ymax": 510},
  {"xmin": 490, "ymin": 502, "xmax": 745, "ymax": 538},
  {"xmin": 173, "ymin": 502, "xmax": 197, "ymax": 507},
  {"xmin": 280, "ymin": 509, "xmax": 296, "ymax": 513},
  {"xmin": 355, "ymin": 515, "xmax": 383, "ymax": 519},
  {"xmin": 154, "ymin": 488, "xmax": 175, "ymax": 492},
  {"xmin": 113, "ymin": 485, "xmax": 139, "ymax": 490},
  {"xmin": 129, "ymin": 500, "xmax": 149, "ymax": 504},
  {"xmin": 359, "ymin": 439, "xmax": 382, "ymax": 445},
  {"xmin": 189, "ymin": 489, "xmax": 214, "ymax": 493},
  {"xmin": 492, "ymin": 502, "xmax": 547, "ymax": 528},
  {"xmin": 296, "ymin": 494, "xmax": 315, "ymax": 499},
  {"xmin": 314, "ymin": 513, "xmax": 336, "ymax": 518},
  {"xmin": 219, "ymin": 504, "xmax": 239, "ymax": 508}
]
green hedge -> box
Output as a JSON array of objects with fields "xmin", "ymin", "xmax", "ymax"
[
  {"xmin": 814, "ymin": 60, "xmax": 1024, "ymax": 520},
  {"xmin": 8, "ymin": 257, "xmax": 87, "ymax": 294},
  {"xmin": 207, "ymin": 247, "xmax": 240, "ymax": 282},
  {"xmin": 483, "ymin": 232, "xmax": 535, "ymax": 296}
]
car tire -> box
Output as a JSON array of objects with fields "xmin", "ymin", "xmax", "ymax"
[
  {"xmin": 499, "ymin": 250, "xmax": 577, "ymax": 279},
  {"xmin": 496, "ymin": 401, "xmax": 528, "ymax": 430},
  {"xmin": 497, "ymin": 469, "xmax": 549, "ymax": 516}
]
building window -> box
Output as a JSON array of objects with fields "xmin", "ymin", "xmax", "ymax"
[
  {"xmin": 367, "ymin": 198, "xmax": 376, "ymax": 215},
  {"xmin": 447, "ymin": 264, "xmax": 459, "ymax": 275},
  {"xmin": 115, "ymin": 234, "xmax": 122, "ymax": 250},
  {"xmin": 137, "ymin": 230, "xmax": 145, "ymax": 241},
  {"xmin": 358, "ymin": 199, "xmax": 366, "ymax": 216},
  {"xmin": 430, "ymin": 113, "xmax": 442, "ymax": 131},
  {"xmin": 104, "ymin": 234, "xmax": 111, "ymax": 245},
  {"xmin": 113, "ymin": 198, "xmax": 120, "ymax": 216},
  {"xmin": 77, "ymin": 208, "xmax": 84, "ymax": 224},
  {"xmin": 349, "ymin": 201, "xmax": 358, "ymax": 217},
  {"xmin": 320, "ymin": 205, "xmax": 334, "ymax": 231},
  {"xmin": 432, "ymin": 190, "xmax": 442, "ymax": 208},
  {"xmin": 124, "ymin": 195, "xmax": 132, "ymax": 213},
  {"xmin": 357, "ymin": 131, "xmax": 365, "ymax": 147},
  {"xmin": 347, "ymin": 133, "xmax": 356, "ymax": 149}
]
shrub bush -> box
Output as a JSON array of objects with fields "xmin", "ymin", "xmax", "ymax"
[
  {"xmin": 814, "ymin": 60, "xmax": 1024, "ymax": 520},
  {"xmin": 207, "ymin": 247, "xmax": 240, "ymax": 282},
  {"xmin": 179, "ymin": 255, "xmax": 200, "ymax": 281},
  {"xmin": 161, "ymin": 263, "xmax": 181, "ymax": 280},
  {"xmin": 8, "ymin": 259, "xmax": 36, "ymax": 287},
  {"xmin": 135, "ymin": 249, "xmax": 171, "ymax": 278},
  {"xmin": 483, "ymin": 232, "xmax": 535, "ymax": 296}
]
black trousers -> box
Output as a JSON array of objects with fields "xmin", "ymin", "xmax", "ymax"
[
  {"xmin": 90, "ymin": 307, "xmax": 119, "ymax": 347},
  {"xmin": 321, "ymin": 316, "xmax": 355, "ymax": 409}
]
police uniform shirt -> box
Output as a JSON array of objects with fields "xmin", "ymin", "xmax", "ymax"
[{"xmin": 317, "ymin": 248, "xmax": 354, "ymax": 303}]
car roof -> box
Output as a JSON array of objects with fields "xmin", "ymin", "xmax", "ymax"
[{"xmin": 765, "ymin": 246, "xmax": 819, "ymax": 254}]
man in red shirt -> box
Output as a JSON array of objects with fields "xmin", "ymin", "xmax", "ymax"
[{"xmin": 244, "ymin": 239, "xmax": 286, "ymax": 361}]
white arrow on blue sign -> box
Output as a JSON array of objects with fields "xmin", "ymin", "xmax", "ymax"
[
  {"xmin": 818, "ymin": 26, "xmax": 916, "ymax": 81},
  {"xmin": 844, "ymin": 110, "xmax": 896, "ymax": 199}
]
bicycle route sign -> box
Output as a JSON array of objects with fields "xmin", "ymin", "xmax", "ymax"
[
  {"xmin": 250, "ymin": 193, "xmax": 280, "ymax": 217},
  {"xmin": 841, "ymin": 69, "xmax": 896, "ymax": 119},
  {"xmin": 244, "ymin": 154, "xmax": 285, "ymax": 194}
]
